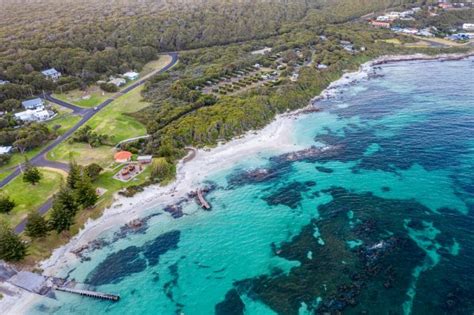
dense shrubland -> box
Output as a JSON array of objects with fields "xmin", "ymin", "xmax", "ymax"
[
  {"xmin": 137, "ymin": 23, "xmax": 433, "ymax": 160},
  {"xmin": 0, "ymin": 0, "xmax": 446, "ymax": 160},
  {"xmin": 1, "ymin": 0, "xmax": 422, "ymax": 100}
]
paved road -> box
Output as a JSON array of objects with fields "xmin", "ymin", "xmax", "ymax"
[
  {"xmin": 14, "ymin": 198, "xmax": 53, "ymax": 234},
  {"xmin": 115, "ymin": 135, "xmax": 151, "ymax": 148},
  {"xmin": 8, "ymin": 52, "xmax": 178, "ymax": 234},
  {"xmin": 0, "ymin": 52, "xmax": 178, "ymax": 190},
  {"xmin": 43, "ymin": 94, "xmax": 88, "ymax": 114}
]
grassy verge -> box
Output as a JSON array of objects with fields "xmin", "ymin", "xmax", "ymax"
[
  {"xmin": 51, "ymin": 55, "xmax": 171, "ymax": 108},
  {"xmin": 53, "ymin": 87, "xmax": 113, "ymax": 108},
  {"xmin": 86, "ymin": 86, "xmax": 149, "ymax": 143},
  {"xmin": 0, "ymin": 106, "xmax": 79, "ymax": 181},
  {"xmin": 48, "ymin": 86, "xmax": 149, "ymax": 167},
  {"xmin": 20, "ymin": 165, "xmax": 153, "ymax": 267},
  {"xmin": 47, "ymin": 142, "xmax": 114, "ymax": 167},
  {"xmin": 46, "ymin": 109, "xmax": 82, "ymax": 135},
  {"xmin": 141, "ymin": 55, "xmax": 173, "ymax": 77},
  {"xmin": 0, "ymin": 147, "xmax": 45, "ymax": 181},
  {"xmin": 0, "ymin": 168, "xmax": 66, "ymax": 228}
]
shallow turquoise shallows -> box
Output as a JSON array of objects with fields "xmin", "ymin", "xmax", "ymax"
[{"xmin": 29, "ymin": 57, "xmax": 474, "ymax": 315}]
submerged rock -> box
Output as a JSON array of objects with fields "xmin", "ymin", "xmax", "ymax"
[
  {"xmin": 272, "ymin": 145, "xmax": 342, "ymax": 163},
  {"xmin": 144, "ymin": 230, "xmax": 181, "ymax": 266},
  {"xmin": 86, "ymin": 246, "xmax": 147, "ymax": 285},
  {"xmin": 263, "ymin": 182, "xmax": 311, "ymax": 209},
  {"xmin": 315, "ymin": 166, "xmax": 334, "ymax": 173},
  {"xmin": 85, "ymin": 230, "xmax": 181, "ymax": 285},
  {"xmin": 215, "ymin": 289, "xmax": 245, "ymax": 315},
  {"xmin": 163, "ymin": 204, "xmax": 184, "ymax": 218}
]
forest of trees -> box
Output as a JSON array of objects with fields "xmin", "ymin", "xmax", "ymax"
[
  {"xmin": 0, "ymin": 0, "xmax": 425, "ymax": 100},
  {"xmin": 0, "ymin": 0, "xmax": 431, "ymax": 157},
  {"xmin": 393, "ymin": 7, "xmax": 474, "ymax": 34}
]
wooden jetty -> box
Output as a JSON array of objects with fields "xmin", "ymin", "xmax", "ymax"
[
  {"xmin": 197, "ymin": 189, "xmax": 211, "ymax": 210},
  {"xmin": 54, "ymin": 286, "xmax": 120, "ymax": 301}
]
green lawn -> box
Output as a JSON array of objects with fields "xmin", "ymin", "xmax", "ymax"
[
  {"xmin": 0, "ymin": 168, "xmax": 65, "ymax": 227},
  {"xmin": 53, "ymin": 88, "xmax": 113, "ymax": 108},
  {"xmin": 96, "ymin": 166, "xmax": 152, "ymax": 192},
  {"xmin": 0, "ymin": 106, "xmax": 80, "ymax": 181},
  {"xmin": 0, "ymin": 147, "xmax": 44, "ymax": 181},
  {"xmin": 23, "ymin": 164, "xmax": 152, "ymax": 265},
  {"xmin": 51, "ymin": 55, "xmax": 170, "ymax": 109},
  {"xmin": 86, "ymin": 86, "xmax": 149, "ymax": 143},
  {"xmin": 46, "ymin": 112, "xmax": 82, "ymax": 135},
  {"xmin": 47, "ymin": 142, "xmax": 115, "ymax": 167},
  {"xmin": 48, "ymin": 86, "xmax": 149, "ymax": 167}
]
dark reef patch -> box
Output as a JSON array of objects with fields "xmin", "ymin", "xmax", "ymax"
[
  {"xmin": 315, "ymin": 166, "xmax": 334, "ymax": 173},
  {"xmin": 262, "ymin": 182, "xmax": 311, "ymax": 209},
  {"xmin": 227, "ymin": 163, "xmax": 291, "ymax": 187},
  {"xmin": 215, "ymin": 289, "xmax": 245, "ymax": 315},
  {"xmin": 305, "ymin": 181, "xmax": 317, "ymax": 187},
  {"xmin": 85, "ymin": 230, "xmax": 181, "ymax": 286},
  {"xmin": 227, "ymin": 188, "xmax": 473, "ymax": 314},
  {"xmin": 381, "ymin": 186, "xmax": 390, "ymax": 192},
  {"xmin": 86, "ymin": 246, "xmax": 147, "ymax": 286},
  {"xmin": 144, "ymin": 230, "xmax": 181, "ymax": 266}
]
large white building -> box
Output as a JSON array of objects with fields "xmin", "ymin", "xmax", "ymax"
[
  {"xmin": 0, "ymin": 146, "xmax": 12, "ymax": 155},
  {"xmin": 463, "ymin": 23, "xmax": 474, "ymax": 31},
  {"xmin": 123, "ymin": 71, "xmax": 139, "ymax": 81},
  {"xmin": 109, "ymin": 77, "xmax": 126, "ymax": 87},
  {"xmin": 14, "ymin": 108, "xmax": 53, "ymax": 122},
  {"xmin": 41, "ymin": 68, "xmax": 61, "ymax": 81}
]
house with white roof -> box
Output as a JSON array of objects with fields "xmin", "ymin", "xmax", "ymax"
[
  {"xmin": 0, "ymin": 80, "xmax": 10, "ymax": 85},
  {"xmin": 109, "ymin": 77, "xmax": 126, "ymax": 87},
  {"xmin": 15, "ymin": 108, "xmax": 53, "ymax": 122},
  {"xmin": 41, "ymin": 68, "xmax": 61, "ymax": 81},
  {"xmin": 123, "ymin": 71, "xmax": 139, "ymax": 81},
  {"xmin": 21, "ymin": 98, "xmax": 44, "ymax": 110},
  {"xmin": 463, "ymin": 23, "xmax": 474, "ymax": 31},
  {"xmin": 0, "ymin": 146, "xmax": 13, "ymax": 155}
]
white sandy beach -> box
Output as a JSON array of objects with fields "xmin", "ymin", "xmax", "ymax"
[{"xmin": 1, "ymin": 51, "xmax": 472, "ymax": 314}]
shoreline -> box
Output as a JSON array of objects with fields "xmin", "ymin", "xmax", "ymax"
[{"xmin": 2, "ymin": 51, "xmax": 473, "ymax": 314}]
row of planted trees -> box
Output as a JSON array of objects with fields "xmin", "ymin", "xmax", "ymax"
[{"xmin": 0, "ymin": 161, "xmax": 102, "ymax": 262}]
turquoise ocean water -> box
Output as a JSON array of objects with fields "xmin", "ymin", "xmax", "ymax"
[{"xmin": 29, "ymin": 57, "xmax": 474, "ymax": 314}]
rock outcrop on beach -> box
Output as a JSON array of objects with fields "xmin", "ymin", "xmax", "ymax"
[{"xmin": 272, "ymin": 145, "xmax": 342, "ymax": 163}]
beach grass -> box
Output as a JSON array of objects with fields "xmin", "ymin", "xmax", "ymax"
[{"xmin": 0, "ymin": 168, "xmax": 66, "ymax": 228}]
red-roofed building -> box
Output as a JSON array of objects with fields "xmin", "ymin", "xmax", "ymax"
[
  {"xmin": 371, "ymin": 20, "xmax": 391, "ymax": 28},
  {"xmin": 439, "ymin": 3, "xmax": 453, "ymax": 9},
  {"xmin": 114, "ymin": 151, "xmax": 132, "ymax": 163}
]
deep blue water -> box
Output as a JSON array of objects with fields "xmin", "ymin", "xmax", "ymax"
[{"xmin": 29, "ymin": 57, "xmax": 474, "ymax": 315}]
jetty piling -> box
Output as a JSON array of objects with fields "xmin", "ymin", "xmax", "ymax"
[
  {"xmin": 54, "ymin": 286, "xmax": 120, "ymax": 301},
  {"xmin": 197, "ymin": 189, "xmax": 211, "ymax": 210}
]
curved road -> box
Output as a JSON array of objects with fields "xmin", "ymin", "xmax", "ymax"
[{"xmin": 0, "ymin": 52, "xmax": 178, "ymax": 189}]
